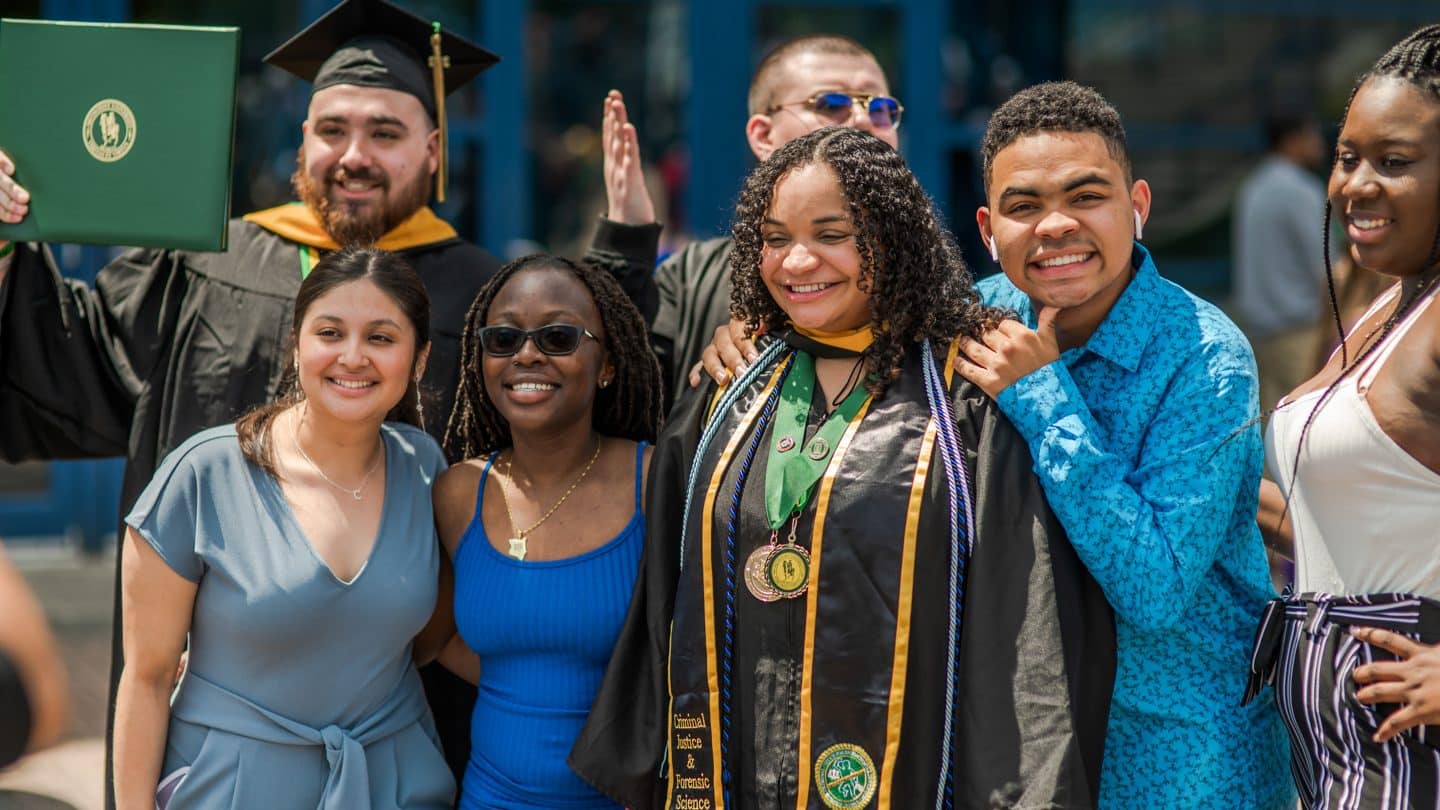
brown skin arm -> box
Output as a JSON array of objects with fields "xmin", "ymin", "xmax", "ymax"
[
  {"xmin": 0, "ymin": 543, "xmax": 68, "ymax": 754},
  {"xmin": 1256, "ymin": 479, "xmax": 1294, "ymax": 561},
  {"xmin": 1352, "ymin": 626, "xmax": 1440, "ymax": 743},
  {"xmin": 412, "ymin": 550, "xmax": 456, "ymax": 666},
  {"xmin": 691, "ymin": 318, "xmax": 759, "ymax": 388},
  {"xmin": 429, "ymin": 463, "xmax": 484, "ymax": 682}
]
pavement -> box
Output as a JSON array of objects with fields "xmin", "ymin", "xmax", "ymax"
[{"xmin": 0, "ymin": 541, "xmax": 113, "ymax": 810}]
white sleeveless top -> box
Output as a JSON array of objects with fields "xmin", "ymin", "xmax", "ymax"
[{"xmin": 1266, "ymin": 282, "xmax": 1440, "ymax": 598}]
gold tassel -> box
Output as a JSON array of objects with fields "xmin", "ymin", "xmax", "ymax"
[{"xmin": 428, "ymin": 22, "xmax": 450, "ymax": 203}]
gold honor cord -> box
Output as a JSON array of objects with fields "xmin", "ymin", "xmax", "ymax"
[{"xmin": 429, "ymin": 22, "xmax": 449, "ymax": 202}]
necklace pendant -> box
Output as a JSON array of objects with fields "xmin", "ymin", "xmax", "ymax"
[
  {"xmin": 507, "ymin": 536, "xmax": 528, "ymax": 561},
  {"xmin": 351, "ymin": 489, "xmax": 363, "ymax": 501}
]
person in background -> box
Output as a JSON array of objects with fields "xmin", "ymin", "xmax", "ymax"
[
  {"xmin": 434, "ymin": 254, "xmax": 662, "ymax": 809},
  {"xmin": 1233, "ymin": 110, "xmax": 1330, "ymax": 412},
  {"xmin": 1248, "ymin": 25, "xmax": 1440, "ymax": 808},
  {"xmin": 0, "ymin": 543, "xmax": 68, "ymax": 769},
  {"xmin": 596, "ymin": 34, "xmax": 902, "ymax": 405}
]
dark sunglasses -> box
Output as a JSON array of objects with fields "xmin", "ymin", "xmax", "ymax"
[
  {"xmin": 477, "ymin": 324, "xmax": 599, "ymax": 357},
  {"xmin": 768, "ymin": 92, "xmax": 904, "ymax": 130}
]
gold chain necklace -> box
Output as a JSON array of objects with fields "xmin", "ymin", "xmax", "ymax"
[
  {"xmin": 291, "ymin": 408, "xmax": 384, "ymax": 501},
  {"xmin": 501, "ymin": 438, "xmax": 603, "ymax": 561}
]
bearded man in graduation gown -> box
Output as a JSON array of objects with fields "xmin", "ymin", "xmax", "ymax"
[{"xmin": 0, "ymin": 0, "xmax": 654, "ymax": 801}]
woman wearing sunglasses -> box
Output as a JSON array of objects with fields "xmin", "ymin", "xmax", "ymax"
[
  {"xmin": 434, "ymin": 254, "xmax": 662, "ymax": 809},
  {"xmin": 571, "ymin": 127, "xmax": 1115, "ymax": 809}
]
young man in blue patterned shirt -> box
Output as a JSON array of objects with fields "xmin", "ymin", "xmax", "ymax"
[{"xmin": 954, "ymin": 81, "xmax": 1292, "ymax": 808}]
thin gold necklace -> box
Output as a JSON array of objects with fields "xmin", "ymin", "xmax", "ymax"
[
  {"xmin": 500, "ymin": 438, "xmax": 603, "ymax": 561},
  {"xmin": 291, "ymin": 408, "xmax": 384, "ymax": 501}
]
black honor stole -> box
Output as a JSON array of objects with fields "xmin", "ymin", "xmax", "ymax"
[{"xmin": 666, "ymin": 344, "xmax": 967, "ymax": 809}]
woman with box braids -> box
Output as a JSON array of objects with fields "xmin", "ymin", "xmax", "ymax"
[
  {"xmin": 432, "ymin": 253, "xmax": 660, "ymax": 809},
  {"xmin": 1246, "ymin": 24, "xmax": 1440, "ymax": 809}
]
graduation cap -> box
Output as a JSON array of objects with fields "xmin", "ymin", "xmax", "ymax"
[{"xmin": 265, "ymin": 0, "xmax": 500, "ymax": 202}]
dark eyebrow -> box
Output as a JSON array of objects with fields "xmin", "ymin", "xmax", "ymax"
[
  {"xmin": 1339, "ymin": 136, "xmax": 1423, "ymax": 149},
  {"xmin": 1063, "ymin": 173, "xmax": 1113, "ymax": 192},
  {"xmin": 761, "ymin": 215, "xmax": 849, "ymax": 226},
  {"xmin": 313, "ymin": 315, "xmax": 403, "ymax": 329},
  {"xmin": 998, "ymin": 173, "xmax": 1113, "ymax": 203},
  {"xmin": 314, "ymin": 115, "xmax": 408, "ymax": 131},
  {"xmin": 997, "ymin": 185, "xmax": 1040, "ymax": 203}
]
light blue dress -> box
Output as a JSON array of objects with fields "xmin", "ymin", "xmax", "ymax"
[{"xmin": 125, "ymin": 422, "xmax": 454, "ymax": 809}]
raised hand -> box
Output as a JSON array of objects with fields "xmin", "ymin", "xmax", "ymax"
[{"xmin": 602, "ymin": 90, "xmax": 656, "ymax": 225}]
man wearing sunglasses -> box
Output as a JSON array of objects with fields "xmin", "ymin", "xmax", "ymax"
[{"xmin": 594, "ymin": 34, "xmax": 901, "ymax": 407}]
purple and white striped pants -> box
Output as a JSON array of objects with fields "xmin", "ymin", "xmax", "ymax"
[{"xmin": 1246, "ymin": 593, "xmax": 1440, "ymax": 810}]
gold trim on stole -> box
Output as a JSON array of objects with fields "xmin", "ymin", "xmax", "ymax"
[
  {"xmin": 877, "ymin": 420, "xmax": 938, "ymax": 806},
  {"xmin": 669, "ymin": 363, "xmax": 788, "ymax": 809},
  {"xmin": 793, "ymin": 398, "xmax": 874, "ymax": 809}
]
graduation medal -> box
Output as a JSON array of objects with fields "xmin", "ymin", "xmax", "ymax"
[
  {"xmin": 759, "ymin": 352, "xmax": 868, "ymax": 601},
  {"xmin": 815, "ymin": 743, "xmax": 878, "ymax": 809},
  {"xmin": 744, "ymin": 539, "xmax": 782, "ymax": 602}
]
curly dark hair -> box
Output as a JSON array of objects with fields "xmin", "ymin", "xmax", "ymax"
[
  {"xmin": 443, "ymin": 254, "xmax": 663, "ymax": 461},
  {"xmin": 729, "ymin": 126, "xmax": 995, "ymax": 398},
  {"xmin": 980, "ymin": 80, "xmax": 1132, "ymax": 195}
]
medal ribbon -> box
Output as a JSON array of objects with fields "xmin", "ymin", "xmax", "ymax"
[{"xmin": 764, "ymin": 351, "xmax": 870, "ymax": 531}]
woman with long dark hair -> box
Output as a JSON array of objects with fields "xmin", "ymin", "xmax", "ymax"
[
  {"xmin": 571, "ymin": 127, "xmax": 1116, "ymax": 809},
  {"xmin": 433, "ymin": 253, "xmax": 662, "ymax": 809},
  {"xmin": 1246, "ymin": 25, "xmax": 1440, "ymax": 808},
  {"xmin": 113, "ymin": 247, "xmax": 456, "ymax": 808}
]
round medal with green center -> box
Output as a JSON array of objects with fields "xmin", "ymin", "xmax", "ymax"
[
  {"xmin": 765, "ymin": 544, "xmax": 810, "ymax": 597},
  {"xmin": 815, "ymin": 743, "xmax": 877, "ymax": 809}
]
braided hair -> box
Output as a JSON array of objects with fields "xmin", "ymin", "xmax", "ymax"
[
  {"xmin": 730, "ymin": 126, "xmax": 997, "ymax": 399},
  {"xmin": 444, "ymin": 254, "xmax": 663, "ymax": 461},
  {"xmin": 1285, "ymin": 24, "xmax": 1440, "ymax": 495}
]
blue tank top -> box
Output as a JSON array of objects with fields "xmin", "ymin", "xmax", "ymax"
[{"xmin": 454, "ymin": 443, "xmax": 645, "ymax": 810}]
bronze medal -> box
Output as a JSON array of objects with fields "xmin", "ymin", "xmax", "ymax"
[{"xmin": 744, "ymin": 543, "xmax": 781, "ymax": 602}]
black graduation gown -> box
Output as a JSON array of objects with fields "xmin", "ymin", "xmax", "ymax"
[
  {"xmin": 0, "ymin": 213, "xmax": 654, "ymax": 797},
  {"xmin": 571, "ymin": 343, "xmax": 1116, "ymax": 810}
]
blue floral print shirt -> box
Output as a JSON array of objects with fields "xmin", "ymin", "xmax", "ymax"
[{"xmin": 977, "ymin": 245, "xmax": 1292, "ymax": 809}]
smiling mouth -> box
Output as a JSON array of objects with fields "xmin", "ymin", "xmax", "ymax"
[
  {"xmin": 330, "ymin": 378, "xmax": 377, "ymax": 390},
  {"xmin": 507, "ymin": 382, "xmax": 558, "ymax": 392},
  {"xmin": 1032, "ymin": 252, "xmax": 1093, "ymax": 269},
  {"xmin": 786, "ymin": 282, "xmax": 839, "ymax": 294},
  {"xmin": 1350, "ymin": 216, "xmax": 1393, "ymax": 231}
]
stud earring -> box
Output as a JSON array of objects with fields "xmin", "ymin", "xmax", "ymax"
[
  {"xmin": 1134, "ymin": 209, "xmax": 1144, "ymax": 241},
  {"xmin": 987, "ymin": 234, "xmax": 999, "ymax": 262}
]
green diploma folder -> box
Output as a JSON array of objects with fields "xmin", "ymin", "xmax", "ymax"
[{"xmin": 0, "ymin": 19, "xmax": 239, "ymax": 251}]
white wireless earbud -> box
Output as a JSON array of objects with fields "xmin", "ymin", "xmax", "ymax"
[
  {"xmin": 987, "ymin": 234, "xmax": 999, "ymax": 262},
  {"xmin": 1133, "ymin": 209, "xmax": 1144, "ymax": 241}
]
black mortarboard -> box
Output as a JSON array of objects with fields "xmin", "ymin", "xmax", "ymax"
[{"xmin": 264, "ymin": 0, "xmax": 500, "ymax": 201}]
